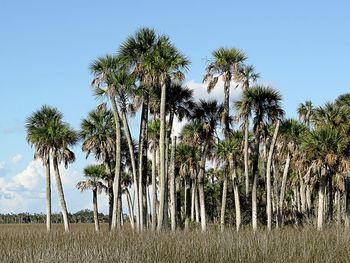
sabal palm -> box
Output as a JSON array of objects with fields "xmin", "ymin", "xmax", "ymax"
[
  {"xmin": 204, "ymin": 47, "xmax": 246, "ymax": 137},
  {"xmin": 90, "ymin": 55, "xmax": 123, "ymax": 231},
  {"xmin": 302, "ymin": 127, "xmax": 348, "ymax": 229},
  {"xmin": 190, "ymin": 99, "xmax": 224, "ymax": 231},
  {"xmin": 26, "ymin": 105, "xmax": 78, "ymax": 232},
  {"xmin": 235, "ymin": 64, "xmax": 260, "ymax": 196},
  {"xmin": 145, "ymin": 35, "xmax": 190, "ymax": 231},
  {"xmin": 297, "ymin": 100, "xmax": 314, "ymax": 130},
  {"xmin": 26, "ymin": 105, "xmax": 62, "ymax": 232},
  {"xmin": 217, "ymin": 131, "xmax": 243, "ymax": 231},
  {"xmin": 77, "ymin": 164, "xmax": 107, "ymax": 232},
  {"xmin": 80, "ymin": 107, "xmax": 115, "ymax": 226},
  {"xmin": 235, "ymin": 85, "xmax": 284, "ymax": 230},
  {"xmin": 118, "ymin": 28, "xmax": 158, "ymax": 231}
]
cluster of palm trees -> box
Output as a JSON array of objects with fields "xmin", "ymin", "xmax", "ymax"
[{"xmin": 25, "ymin": 27, "xmax": 350, "ymax": 233}]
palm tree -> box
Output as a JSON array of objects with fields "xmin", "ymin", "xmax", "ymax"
[
  {"xmin": 203, "ymin": 47, "xmax": 247, "ymax": 138},
  {"xmin": 189, "ymin": 99, "xmax": 224, "ymax": 231},
  {"xmin": 26, "ymin": 105, "xmax": 62, "ymax": 232},
  {"xmin": 80, "ymin": 107, "xmax": 115, "ymax": 227},
  {"xmin": 76, "ymin": 164, "xmax": 107, "ymax": 232},
  {"xmin": 144, "ymin": 35, "xmax": 190, "ymax": 231},
  {"xmin": 118, "ymin": 28, "xmax": 158, "ymax": 231},
  {"xmin": 235, "ymin": 85, "xmax": 284, "ymax": 230},
  {"xmin": 297, "ymin": 101, "xmax": 314, "ymax": 130},
  {"xmin": 217, "ymin": 131, "xmax": 243, "ymax": 231},
  {"xmin": 235, "ymin": 64, "xmax": 260, "ymax": 196},
  {"xmin": 301, "ymin": 127, "xmax": 347, "ymax": 230},
  {"xmin": 90, "ymin": 55, "xmax": 123, "ymax": 231}
]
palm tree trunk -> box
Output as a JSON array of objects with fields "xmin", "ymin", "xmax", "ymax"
[
  {"xmin": 158, "ymin": 81, "xmax": 167, "ymax": 231},
  {"xmin": 300, "ymin": 174, "xmax": 306, "ymax": 213},
  {"xmin": 138, "ymin": 94, "xmax": 149, "ymax": 231},
  {"xmin": 121, "ymin": 110, "xmax": 139, "ymax": 230},
  {"xmin": 278, "ymin": 151, "xmax": 291, "ymax": 226},
  {"xmin": 327, "ymin": 175, "xmax": 333, "ymax": 222},
  {"xmin": 223, "ymin": 79, "xmax": 230, "ymax": 138},
  {"xmin": 232, "ymin": 165, "xmax": 241, "ymax": 231},
  {"xmin": 244, "ymin": 119, "xmax": 250, "ymax": 196},
  {"xmin": 184, "ymin": 178, "xmax": 191, "ymax": 229},
  {"xmin": 345, "ymin": 177, "xmax": 350, "ymax": 228},
  {"xmin": 44, "ymin": 156, "xmax": 51, "ymax": 232},
  {"xmin": 195, "ymin": 185, "xmax": 200, "ymax": 223},
  {"xmin": 266, "ymin": 120, "xmax": 280, "ymax": 230},
  {"xmin": 163, "ymin": 136, "xmax": 169, "ymax": 228},
  {"xmin": 110, "ymin": 96, "xmax": 122, "ymax": 231},
  {"xmin": 125, "ymin": 188, "xmax": 135, "ymax": 230},
  {"xmin": 169, "ymin": 136, "xmax": 176, "ymax": 231},
  {"xmin": 220, "ymin": 172, "xmax": 228, "ymax": 232},
  {"xmin": 306, "ymin": 184, "xmax": 312, "ymax": 217},
  {"xmin": 92, "ymin": 189, "xmax": 100, "ymax": 232},
  {"xmin": 252, "ymin": 135, "xmax": 260, "ymax": 231},
  {"xmin": 151, "ymin": 146, "xmax": 157, "ymax": 230},
  {"xmin": 52, "ymin": 156, "xmax": 70, "ymax": 232},
  {"xmin": 317, "ymin": 176, "xmax": 326, "ymax": 230},
  {"xmin": 336, "ymin": 189, "xmax": 341, "ymax": 225},
  {"xmin": 198, "ymin": 144, "xmax": 208, "ymax": 232},
  {"xmin": 107, "ymin": 180, "xmax": 113, "ymax": 230},
  {"xmin": 191, "ymin": 180, "xmax": 196, "ymax": 221}
]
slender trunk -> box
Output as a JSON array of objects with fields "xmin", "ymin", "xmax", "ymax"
[
  {"xmin": 223, "ymin": 79, "xmax": 230, "ymax": 138},
  {"xmin": 266, "ymin": 120, "xmax": 280, "ymax": 231},
  {"xmin": 138, "ymin": 95, "xmax": 149, "ymax": 232},
  {"xmin": 44, "ymin": 156, "xmax": 51, "ymax": 232},
  {"xmin": 317, "ymin": 176, "xmax": 326, "ymax": 230},
  {"xmin": 306, "ymin": 184, "xmax": 312, "ymax": 217},
  {"xmin": 110, "ymin": 96, "xmax": 122, "ymax": 231},
  {"xmin": 158, "ymin": 81, "xmax": 167, "ymax": 231},
  {"xmin": 252, "ymin": 135, "xmax": 260, "ymax": 231},
  {"xmin": 300, "ymin": 173, "xmax": 306, "ymax": 213},
  {"xmin": 278, "ymin": 151, "xmax": 291, "ymax": 226},
  {"xmin": 244, "ymin": 119, "xmax": 250, "ymax": 196},
  {"xmin": 220, "ymin": 172, "xmax": 228, "ymax": 232},
  {"xmin": 104, "ymin": 160, "xmax": 113, "ymax": 229},
  {"xmin": 231, "ymin": 165, "xmax": 241, "ymax": 231},
  {"xmin": 92, "ymin": 189, "xmax": 100, "ymax": 232},
  {"xmin": 198, "ymin": 144, "xmax": 207, "ymax": 232},
  {"xmin": 163, "ymin": 137, "xmax": 169, "ymax": 228},
  {"xmin": 184, "ymin": 178, "xmax": 191, "ymax": 229},
  {"xmin": 52, "ymin": 156, "xmax": 69, "ymax": 232},
  {"xmin": 170, "ymin": 136, "xmax": 176, "ymax": 231},
  {"xmin": 195, "ymin": 185, "xmax": 200, "ymax": 223},
  {"xmin": 328, "ymin": 175, "xmax": 333, "ymax": 222},
  {"xmin": 336, "ymin": 189, "xmax": 341, "ymax": 225},
  {"xmin": 191, "ymin": 180, "xmax": 195, "ymax": 221},
  {"xmin": 117, "ymin": 191, "xmax": 122, "ymax": 227},
  {"xmin": 151, "ymin": 146, "xmax": 157, "ymax": 230},
  {"xmin": 125, "ymin": 188, "xmax": 135, "ymax": 229},
  {"xmin": 121, "ymin": 110, "xmax": 139, "ymax": 230}
]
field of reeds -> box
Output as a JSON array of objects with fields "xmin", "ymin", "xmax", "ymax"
[{"xmin": 1, "ymin": 224, "xmax": 350, "ymax": 262}]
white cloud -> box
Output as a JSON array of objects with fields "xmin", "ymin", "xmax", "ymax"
[
  {"xmin": 0, "ymin": 161, "xmax": 5, "ymax": 169},
  {"xmin": 11, "ymin": 154, "xmax": 23, "ymax": 164}
]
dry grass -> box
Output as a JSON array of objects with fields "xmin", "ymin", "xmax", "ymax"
[{"xmin": 1, "ymin": 224, "xmax": 350, "ymax": 262}]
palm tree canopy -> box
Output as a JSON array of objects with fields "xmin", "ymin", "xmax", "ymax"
[
  {"xmin": 77, "ymin": 164, "xmax": 107, "ymax": 193},
  {"xmin": 203, "ymin": 47, "xmax": 247, "ymax": 92},
  {"xmin": 80, "ymin": 108, "xmax": 115, "ymax": 161},
  {"xmin": 235, "ymin": 85, "xmax": 284, "ymax": 135}
]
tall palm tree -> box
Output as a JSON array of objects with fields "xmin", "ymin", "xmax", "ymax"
[
  {"xmin": 80, "ymin": 107, "xmax": 115, "ymax": 227},
  {"xmin": 235, "ymin": 85, "xmax": 284, "ymax": 230},
  {"xmin": 203, "ymin": 47, "xmax": 247, "ymax": 138},
  {"xmin": 144, "ymin": 35, "xmax": 190, "ymax": 231},
  {"xmin": 76, "ymin": 164, "xmax": 107, "ymax": 232},
  {"xmin": 26, "ymin": 105, "xmax": 63, "ymax": 232},
  {"xmin": 235, "ymin": 64, "xmax": 260, "ymax": 196},
  {"xmin": 90, "ymin": 55, "xmax": 123, "ymax": 231},
  {"xmin": 189, "ymin": 99, "xmax": 224, "ymax": 231},
  {"xmin": 297, "ymin": 100, "xmax": 314, "ymax": 130},
  {"xmin": 118, "ymin": 28, "xmax": 158, "ymax": 231},
  {"xmin": 217, "ymin": 131, "xmax": 243, "ymax": 231}
]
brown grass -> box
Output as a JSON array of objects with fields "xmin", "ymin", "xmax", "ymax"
[{"xmin": 0, "ymin": 224, "xmax": 350, "ymax": 262}]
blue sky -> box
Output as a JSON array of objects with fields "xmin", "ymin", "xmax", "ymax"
[{"xmin": 0, "ymin": 0, "xmax": 349, "ymax": 213}]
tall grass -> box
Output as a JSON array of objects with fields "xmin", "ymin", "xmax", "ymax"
[{"xmin": 0, "ymin": 224, "xmax": 350, "ymax": 262}]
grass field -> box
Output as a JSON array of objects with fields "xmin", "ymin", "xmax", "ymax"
[{"xmin": 1, "ymin": 224, "xmax": 350, "ymax": 262}]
